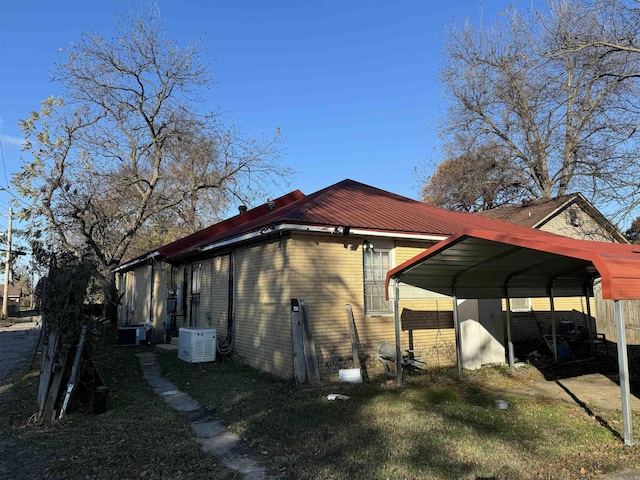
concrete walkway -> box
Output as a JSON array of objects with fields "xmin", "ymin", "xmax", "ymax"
[{"xmin": 136, "ymin": 352, "xmax": 285, "ymax": 480}]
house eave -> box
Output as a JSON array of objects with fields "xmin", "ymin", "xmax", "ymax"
[
  {"xmin": 196, "ymin": 224, "xmax": 448, "ymax": 255},
  {"xmin": 112, "ymin": 251, "xmax": 161, "ymax": 273}
]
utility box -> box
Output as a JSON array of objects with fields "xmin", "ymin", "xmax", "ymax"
[
  {"xmin": 178, "ymin": 327, "xmax": 216, "ymax": 363},
  {"xmin": 117, "ymin": 325, "xmax": 146, "ymax": 346}
]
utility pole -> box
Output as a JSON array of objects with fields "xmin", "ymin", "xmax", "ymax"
[{"xmin": 2, "ymin": 208, "xmax": 12, "ymax": 319}]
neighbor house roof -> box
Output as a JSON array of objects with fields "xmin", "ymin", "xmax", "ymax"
[
  {"xmin": 476, "ymin": 193, "xmax": 626, "ymax": 242},
  {"xmin": 4, "ymin": 283, "xmax": 22, "ymax": 298},
  {"xmin": 114, "ymin": 180, "xmax": 602, "ymax": 271}
]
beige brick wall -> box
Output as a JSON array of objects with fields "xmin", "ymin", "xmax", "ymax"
[
  {"xmin": 234, "ymin": 238, "xmax": 294, "ymax": 378},
  {"xmin": 286, "ymin": 234, "xmax": 456, "ymax": 381}
]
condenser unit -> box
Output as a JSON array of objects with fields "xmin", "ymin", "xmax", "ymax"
[
  {"xmin": 117, "ymin": 325, "xmax": 147, "ymax": 346},
  {"xmin": 178, "ymin": 327, "xmax": 216, "ymax": 363}
]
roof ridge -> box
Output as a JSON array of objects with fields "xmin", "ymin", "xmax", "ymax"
[{"xmin": 288, "ymin": 179, "xmax": 358, "ymax": 221}]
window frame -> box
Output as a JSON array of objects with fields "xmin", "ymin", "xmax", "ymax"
[{"xmin": 363, "ymin": 242, "xmax": 394, "ymax": 317}]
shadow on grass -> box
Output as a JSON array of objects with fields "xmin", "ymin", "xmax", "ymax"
[{"xmin": 159, "ymin": 355, "xmax": 579, "ymax": 479}]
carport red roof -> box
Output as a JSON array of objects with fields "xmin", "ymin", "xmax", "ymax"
[
  {"xmin": 158, "ymin": 179, "xmax": 547, "ymax": 259},
  {"xmin": 387, "ymin": 228, "xmax": 640, "ymax": 301}
]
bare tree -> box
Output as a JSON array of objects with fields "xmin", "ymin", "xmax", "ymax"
[
  {"xmin": 435, "ymin": 0, "xmax": 640, "ymax": 220},
  {"xmin": 13, "ymin": 9, "xmax": 289, "ymax": 278},
  {"xmin": 422, "ymin": 142, "xmax": 529, "ymax": 212}
]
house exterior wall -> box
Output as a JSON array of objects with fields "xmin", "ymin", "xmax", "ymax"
[
  {"xmin": 285, "ymin": 233, "xmax": 455, "ymax": 380},
  {"xmin": 233, "ymin": 237, "xmax": 294, "ymax": 378},
  {"xmin": 394, "ymin": 240, "xmax": 457, "ymax": 369},
  {"xmin": 150, "ymin": 261, "xmax": 167, "ymax": 340},
  {"xmin": 182, "ymin": 254, "xmax": 231, "ymax": 335}
]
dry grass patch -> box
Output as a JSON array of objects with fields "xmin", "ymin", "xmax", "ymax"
[
  {"xmin": 0, "ymin": 329, "xmax": 240, "ymax": 480},
  {"xmin": 159, "ymin": 356, "xmax": 640, "ymax": 479}
]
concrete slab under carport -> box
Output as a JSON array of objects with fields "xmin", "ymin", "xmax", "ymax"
[{"xmin": 487, "ymin": 371, "xmax": 640, "ymax": 413}]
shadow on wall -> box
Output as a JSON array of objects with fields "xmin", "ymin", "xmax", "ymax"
[{"xmin": 510, "ymin": 309, "xmax": 597, "ymax": 343}]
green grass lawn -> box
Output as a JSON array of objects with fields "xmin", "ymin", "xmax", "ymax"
[
  {"xmin": 157, "ymin": 355, "xmax": 640, "ymax": 480},
  {"xmin": 0, "ymin": 333, "xmax": 240, "ymax": 480},
  {"xmin": 3, "ymin": 328, "xmax": 640, "ymax": 479}
]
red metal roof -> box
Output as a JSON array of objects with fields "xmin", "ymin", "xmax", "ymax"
[
  {"xmin": 159, "ymin": 189, "xmax": 305, "ymax": 257},
  {"xmin": 387, "ymin": 228, "xmax": 640, "ymax": 301},
  {"xmin": 158, "ymin": 179, "xmax": 547, "ymax": 260}
]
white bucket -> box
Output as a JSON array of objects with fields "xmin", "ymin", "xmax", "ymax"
[{"xmin": 339, "ymin": 368, "xmax": 363, "ymax": 384}]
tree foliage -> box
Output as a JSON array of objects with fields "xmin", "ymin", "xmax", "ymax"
[
  {"xmin": 434, "ymin": 0, "xmax": 640, "ymax": 218},
  {"xmin": 13, "ymin": 9, "xmax": 289, "ymax": 277},
  {"xmin": 625, "ymin": 216, "xmax": 640, "ymax": 244},
  {"xmin": 421, "ymin": 142, "xmax": 530, "ymax": 212}
]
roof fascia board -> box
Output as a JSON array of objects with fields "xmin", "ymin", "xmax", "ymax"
[
  {"xmin": 349, "ymin": 228, "xmax": 446, "ymax": 242},
  {"xmin": 196, "ymin": 224, "xmax": 447, "ymax": 255},
  {"xmin": 532, "ymin": 196, "xmax": 576, "ymax": 229},
  {"xmin": 113, "ymin": 251, "xmax": 160, "ymax": 273}
]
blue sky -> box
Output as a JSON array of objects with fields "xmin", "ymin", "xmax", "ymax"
[{"xmin": 0, "ymin": 0, "xmax": 521, "ymax": 228}]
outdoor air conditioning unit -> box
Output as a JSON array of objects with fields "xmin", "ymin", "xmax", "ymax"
[
  {"xmin": 117, "ymin": 325, "xmax": 147, "ymax": 346},
  {"xmin": 178, "ymin": 327, "xmax": 216, "ymax": 363}
]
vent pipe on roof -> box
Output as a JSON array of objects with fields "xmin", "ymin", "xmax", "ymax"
[
  {"xmin": 267, "ymin": 200, "xmax": 276, "ymax": 211},
  {"xmin": 238, "ymin": 205, "xmax": 247, "ymax": 214}
]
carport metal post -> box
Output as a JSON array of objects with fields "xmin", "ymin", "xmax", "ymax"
[
  {"xmin": 452, "ymin": 290, "xmax": 462, "ymax": 377},
  {"xmin": 505, "ymin": 291, "xmax": 515, "ymax": 369},
  {"xmin": 585, "ymin": 281, "xmax": 595, "ymax": 357},
  {"xmin": 614, "ymin": 300, "xmax": 633, "ymax": 446},
  {"xmin": 550, "ymin": 286, "xmax": 558, "ymax": 361},
  {"xmin": 394, "ymin": 278, "xmax": 403, "ymax": 387}
]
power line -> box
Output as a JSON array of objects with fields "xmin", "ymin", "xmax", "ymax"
[
  {"xmin": 0, "ymin": 186, "xmax": 31, "ymax": 208},
  {"xmin": 0, "ymin": 137, "xmax": 9, "ymax": 188}
]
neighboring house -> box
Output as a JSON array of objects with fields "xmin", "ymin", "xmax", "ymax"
[
  {"xmin": 114, "ymin": 181, "xmax": 622, "ymax": 379},
  {"xmin": 478, "ymin": 193, "xmax": 628, "ymax": 344},
  {"xmin": 0, "ymin": 283, "xmax": 23, "ymax": 315},
  {"xmin": 476, "ymin": 193, "xmax": 626, "ymax": 243}
]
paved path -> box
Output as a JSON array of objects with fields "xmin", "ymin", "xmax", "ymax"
[
  {"xmin": 0, "ymin": 319, "xmax": 41, "ymax": 383},
  {"xmin": 136, "ymin": 352, "xmax": 285, "ymax": 480}
]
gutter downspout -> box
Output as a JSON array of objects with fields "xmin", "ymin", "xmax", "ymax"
[{"xmin": 393, "ymin": 278, "xmax": 403, "ymax": 387}]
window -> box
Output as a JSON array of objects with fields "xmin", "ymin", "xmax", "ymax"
[
  {"xmin": 510, "ymin": 297, "xmax": 531, "ymax": 312},
  {"xmin": 364, "ymin": 243, "xmax": 393, "ymax": 316}
]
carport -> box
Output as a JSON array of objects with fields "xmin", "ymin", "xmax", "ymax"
[{"xmin": 386, "ymin": 228, "xmax": 640, "ymax": 446}]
